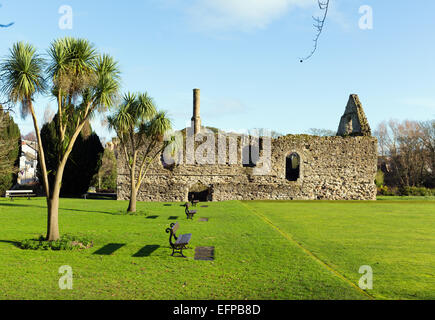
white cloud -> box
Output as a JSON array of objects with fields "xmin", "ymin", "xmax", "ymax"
[{"xmin": 187, "ymin": 0, "xmax": 313, "ymax": 31}]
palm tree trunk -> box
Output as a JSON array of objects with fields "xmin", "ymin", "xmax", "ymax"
[
  {"xmin": 127, "ymin": 187, "xmax": 137, "ymax": 213},
  {"xmin": 127, "ymin": 150, "xmax": 138, "ymax": 213},
  {"xmin": 47, "ymin": 195, "xmax": 60, "ymax": 241},
  {"xmin": 127, "ymin": 164, "xmax": 137, "ymax": 213},
  {"xmin": 29, "ymin": 103, "xmax": 55, "ymax": 239},
  {"xmin": 46, "ymin": 121, "xmax": 87, "ymax": 241}
]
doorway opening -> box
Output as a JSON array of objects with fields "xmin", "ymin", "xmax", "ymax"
[
  {"xmin": 286, "ymin": 153, "xmax": 300, "ymax": 181},
  {"xmin": 188, "ymin": 182, "xmax": 212, "ymax": 202}
]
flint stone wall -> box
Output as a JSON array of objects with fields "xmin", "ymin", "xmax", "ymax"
[{"xmin": 116, "ymin": 134, "xmax": 377, "ymax": 201}]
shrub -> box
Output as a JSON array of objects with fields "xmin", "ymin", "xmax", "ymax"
[
  {"xmin": 399, "ymin": 186, "xmax": 435, "ymax": 196},
  {"xmin": 20, "ymin": 234, "xmax": 93, "ymax": 251},
  {"xmin": 377, "ymin": 185, "xmax": 399, "ymax": 196}
]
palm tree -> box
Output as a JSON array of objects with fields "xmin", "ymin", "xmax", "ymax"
[
  {"xmin": 0, "ymin": 42, "xmax": 51, "ymax": 205},
  {"xmin": 44, "ymin": 38, "xmax": 120, "ymax": 240},
  {"xmin": 108, "ymin": 92, "xmax": 172, "ymax": 213},
  {"xmin": 1, "ymin": 38, "xmax": 120, "ymax": 241}
]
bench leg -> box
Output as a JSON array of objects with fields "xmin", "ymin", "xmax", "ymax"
[
  {"xmin": 171, "ymin": 247, "xmax": 187, "ymax": 258},
  {"xmin": 178, "ymin": 248, "xmax": 187, "ymax": 258}
]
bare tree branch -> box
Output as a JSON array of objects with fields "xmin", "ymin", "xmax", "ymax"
[
  {"xmin": 0, "ymin": 4, "xmax": 14, "ymax": 28},
  {"xmin": 300, "ymin": 0, "xmax": 330, "ymax": 63}
]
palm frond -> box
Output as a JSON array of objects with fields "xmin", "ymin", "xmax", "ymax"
[
  {"xmin": 0, "ymin": 41, "xmax": 46, "ymax": 117},
  {"xmin": 135, "ymin": 92, "xmax": 157, "ymax": 122},
  {"xmin": 144, "ymin": 111, "xmax": 172, "ymax": 138}
]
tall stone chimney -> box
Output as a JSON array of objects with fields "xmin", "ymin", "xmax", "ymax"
[{"xmin": 192, "ymin": 88, "xmax": 201, "ymax": 134}]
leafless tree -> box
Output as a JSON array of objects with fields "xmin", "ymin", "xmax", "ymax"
[
  {"xmin": 374, "ymin": 119, "xmax": 434, "ymax": 188},
  {"xmin": 418, "ymin": 120, "xmax": 435, "ymax": 186},
  {"xmin": 374, "ymin": 121, "xmax": 390, "ymax": 157},
  {"xmin": 300, "ymin": 0, "xmax": 330, "ymax": 62},
  {"xmin": 308, "ymin": 128, "xmax": 335, "ymax": 136},
  {"xmin": 22, "ymin": 131, "xmax": 37, "ymax": 142}
]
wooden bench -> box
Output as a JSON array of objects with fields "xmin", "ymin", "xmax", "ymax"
[
  {"xmin": 184, "ymin": 202, "xmax": 197, "ymax": 220},
  {"xmin": 165, "ymin": 222, "xmax": 192, "ymax": 258},
  {"xmin": 5, "ymin": 190, "xmax": 35, "ymax": 201}
]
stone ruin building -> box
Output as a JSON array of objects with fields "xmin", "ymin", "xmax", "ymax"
[{"xmin": 116, "ymin": 90, "xmax": 377, "ymax": 201}]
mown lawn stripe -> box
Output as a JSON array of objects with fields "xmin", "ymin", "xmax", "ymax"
[{"xmin": 240, "ymin": 201, "xmax": 374, "ymax": 299}]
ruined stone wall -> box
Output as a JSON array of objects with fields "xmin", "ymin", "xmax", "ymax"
[{"xmin": 116, "ymin": 134, "xmax": 377, "ymax": 201}]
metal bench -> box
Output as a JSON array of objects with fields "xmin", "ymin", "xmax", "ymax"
[
  {"xmin": 165, "ymin": 222, "xmax": 192, "ymax": 258},
  {"xmin": 5, "ymin": 190, "xmax": 35, "ymax": 201},
  {"xmin": 184, "ymin": 202, "xmax": 197, "ymax": 220}
]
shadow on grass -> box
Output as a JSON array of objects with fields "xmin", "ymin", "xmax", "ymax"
[
  {"xmin": 0, "ymin": 240, "xmax": 21, "ymax": 248},
  {"xmin": 0, "ymin": 201, "xmax": 166, "ymax": 218},
  {"xmin": 0, "ymin": 202, "xmax": 46, "ymax": 209},
  {"xmin": 132, "ymin": 245, "xmax": 160, "ymax": 257},
  {"xmin": 0, "ymin": 202, "xmax": 116, "ymax": 215},
  {"xmin": 93, "ymin": 243, "xmax": 126, "ymax": 255},
  {"xmin": 168, "ymin": 216, "xmax": 178, "ymax": 220},
  {"xmin": 61, "ymin": 207, "xmax": 116, "ymax": 215}
]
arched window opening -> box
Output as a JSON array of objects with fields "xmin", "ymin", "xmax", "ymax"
[{"xmin": 286, "ymin": 153, "xmax": 300, "ymax": 181}]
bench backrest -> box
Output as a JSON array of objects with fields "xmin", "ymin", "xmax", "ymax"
[
  {"xmin": 7, "ymin": 190, "xmax": 33, "ymax": 193},
  {"xmin": 6, "ymin": 190, "xmax": 33, "ymax": 196},
  {"xmin": 166, "ymin": 222, "xmax": 181, "ymax": 248},
  {"xmin": 171, "ymin": 222, "xmax": 179, "ymax": 234}
]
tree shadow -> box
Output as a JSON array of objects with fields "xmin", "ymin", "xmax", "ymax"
[
  {"xmin": 93, "ymin": 243, "xmax": 126, "ymax": 255},
  {"xmin": 0, "ymin": 202, "xmax": 114, "ymax": 215},
  {"xmin": 0, "ymin": 240, "xmax": 21, "ymax": 248},
  {"xmin": 61, "ymin": 207, "xmax": 115, "ymax": 215},
  {"xmin": 132, "ymin": 245, "xmax": 160, "ymax": 257},
  {"xmin": 0, "ymin": 202, "xmax": 46, "ymax": 209}
]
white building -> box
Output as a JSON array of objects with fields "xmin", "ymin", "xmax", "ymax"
[{"xmin": 18, "ymin": 140, "xmax": 38, "ymax": 185}]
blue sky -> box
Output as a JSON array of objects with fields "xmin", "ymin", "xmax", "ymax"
[{"xmin": 1, "ymin": 0, "xmax": 434, "ymax": 140}]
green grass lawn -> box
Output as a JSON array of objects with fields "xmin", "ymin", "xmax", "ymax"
[{"xmin": 0, "ymin": 197, "xmax": 433, "ymax": 300}]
